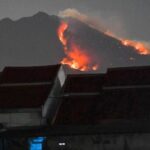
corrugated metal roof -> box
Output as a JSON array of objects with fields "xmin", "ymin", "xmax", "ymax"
[
  {"xmin": 55, "ymin": 95, "xmax": 99, "ymax": 125},
  {"xmin": 0, "ymin": 65, "xmax": 61, "ymax": 108},
  {"xmin": 64, "ymin": 74, "xmax": 104, "ymax": 93},
  {"xmin": 100, "ymin": 88, "xmax": 150, "ymax": 119},
  {"xmin": 54, "ymin": 66, "xmax": 150, "ymax": 125},
  {"xmin": 55, "ymin": 87, "xmax": 150, "ymax": 125},
  {"xmin": 0, "ymin": 84, "xmax": 52, "ymax": 108},
  {"xmin": 105, "ymin": 66, "xmax": 150, "ymax": 86},
  {"xmin": 0, "ymin": 65, "xmax": 60, "ymax": 84}
]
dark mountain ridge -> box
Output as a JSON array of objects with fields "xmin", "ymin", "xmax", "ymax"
[
  {"xmin": 0, "ymin": 12, "xmax": 149, "ymax": 72},
  {"xmin": 0, "ymin": 12, "xmax": 64, "ymax": 70},
  {"xmin": 66, "ymin": 17, "xmax": 150, "ymax": 71}
]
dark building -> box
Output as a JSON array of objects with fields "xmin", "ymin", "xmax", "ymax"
[{"xmin": 0, "ymin": 65, "xmax": 150, "ymax": 150}]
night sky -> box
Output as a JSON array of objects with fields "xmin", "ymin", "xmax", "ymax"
[
  {"xmin": 0, "ymin": 0, "xmax": 150, "ymax": 72},
  {"xmin": 0, "ymin": 0, "xmax": 150, "ymax": 41}
]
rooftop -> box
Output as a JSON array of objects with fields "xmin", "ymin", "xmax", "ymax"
[{"xmin": 0, "ymin": 64, "xmax": 61, "ymax": 109}]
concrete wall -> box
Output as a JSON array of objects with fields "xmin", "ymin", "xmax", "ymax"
[
  {"xmin": 46, "ymin": 133, "xmax": 150, "ymax": 150},
  {"xmin": 0, "ymin": 112, "xmax": 42, "ymax": 128}
]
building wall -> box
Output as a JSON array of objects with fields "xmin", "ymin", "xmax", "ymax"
[
  {"xmin": 46, "ymin": 133, "xmax": 150, "ymax": 150},
  {"xmin": 0, "ymin": 112, "xmax": 42, "ymax": 127},
  {"xmin": 0, "ymin": 133, "xmax": 150, "ymax": 149}
]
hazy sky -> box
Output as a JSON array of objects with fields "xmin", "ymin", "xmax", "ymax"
[{"xmin": 0, "ymin": 0, "xmax": 150, "ymax": 41}]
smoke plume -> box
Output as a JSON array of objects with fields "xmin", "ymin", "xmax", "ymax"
[
  {"xmin": 58, "ymin": 8, "xmax": 106, "ymax": 33},
  {"xmin": 58, "ymin": 8, "xmax": 150, "ymax": 55}
]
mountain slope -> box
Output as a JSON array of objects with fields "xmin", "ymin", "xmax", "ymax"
[
  {"xmin": 0, "ymin": 12, "xmax": 149, "ymax": 72},
  {"xmin": 66, "ymin": 18, "xmax": 150, "ymax": 72},
  {"xmin": 0, "ymin": 12, "xmax": 64, "ymax": 70}
]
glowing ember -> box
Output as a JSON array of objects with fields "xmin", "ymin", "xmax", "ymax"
[
  {"xmin": 58, "ymin": 21, "xmax": 98, "ymax": 71},
  {"xmin": 92, "ymin": 64, "xmax": 98, "ymax": 71},
  {"xmin": 121, "ymin": 39, "xmax": 150, "ymax": 55},
  {"xmin": 105, "ymin": 30, "xmax": 150, "ymax": 55},
  {"xmin": 58, "ymin": 19, "xmax": 150, "ymax": 72},
  {"xmin": 57, "ymin": 21, "xmax": 68, "ymax": 46},
  {"xmin": 61, "ymin": 44, "xmax": 93, "ymax": 71},
  {"xmin": 105, "ymin": 30, "xmax": 117, "ymax": 39}
]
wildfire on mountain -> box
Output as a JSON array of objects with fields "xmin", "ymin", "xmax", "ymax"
[
  {"xmin": 57, "ymin": 16, "xmax": 150, "ymax": 72},
  {"xmin": 105, "ymin": 30, "xmax": 150, "ymax": 55},
  {"xmin": 57, "ymin": 21, "xmax": 99, "ymax": 71},
  {"xmin": 121, "ymin": 39, "xmax": 150, "ymax": 55}
]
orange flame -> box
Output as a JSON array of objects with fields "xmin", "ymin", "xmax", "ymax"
[
  {"xmin": 58, "ymin": 21, "xmax": 98, "ymax": 71},
  {"xmin": 57, "ymin": 21, "xmax": 68, "ymax": 51},
  {"xmin": 121, "ymin": 39, "xmax": 150, "ymax": 55},
  {"xmin": 105, "ymin": 30, "xmax": 150, "ymax": 55},
  {"xmin": 105, "ymin": 30, "xmax": 117, "ymax": 39},
  {"xmin": 61, "ymin": 44, "xmax": 94, "ymax": 71}
]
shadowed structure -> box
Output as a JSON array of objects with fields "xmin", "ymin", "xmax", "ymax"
[{"xmin": 0, "ymin": 65, "xmax": 150, "ymax": 150}]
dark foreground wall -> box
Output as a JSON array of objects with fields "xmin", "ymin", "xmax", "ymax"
[
  {"xmin": 46, "ymin": 134, "xmax": 150, "ymax": 150},
  {"xmin": 1, "ymin": 134, "xmax": 150, "ymax": 150}
]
